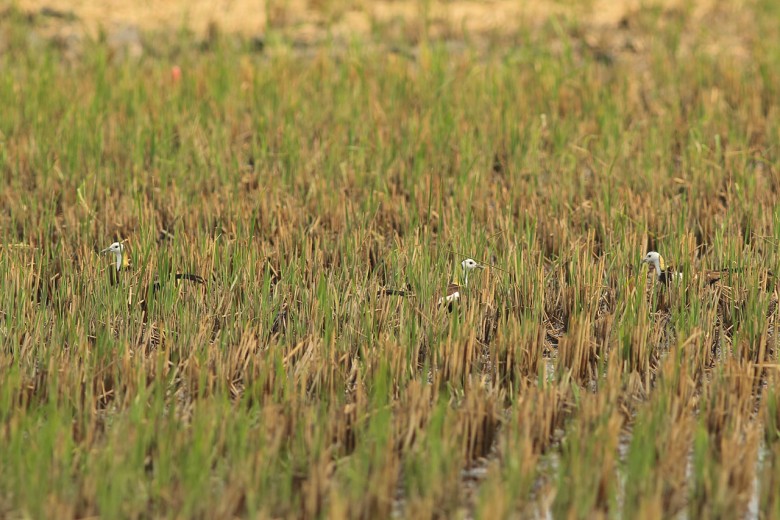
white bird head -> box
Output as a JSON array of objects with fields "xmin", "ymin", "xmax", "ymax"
[
  {"xmin": 461, "ymin": 258, "xmax": 484, "ymax": 272},
  {"xmin": 460, "ymin": 258, "xmax": 484, "ymax": 285},
  {"xmin": 101, "ymin": 242, "xmax": 124, "ymax": 272},
  {"xmin": 641, "ymin": 251, "xmax": 664, "ymax": 277}
]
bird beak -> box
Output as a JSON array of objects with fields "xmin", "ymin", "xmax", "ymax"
[
  {"xmin": 101, "ymin": 247, "xmax": 111, "ymax": 254},
  {"xmin": 476, "ymin": 264, "xmax": 485, "ymax": 270},
  {"xmin": 640, "ymin": 258, "xmax": 648, "ymax": 264}
]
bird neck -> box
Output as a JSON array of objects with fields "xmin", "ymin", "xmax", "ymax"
[
  {"xmin": 115, "ymin": 251, "xmax": 123, "ymax": 272},
  {"xmin": 655, "ymin": 256, "xmax": 666, "ymax": 277}
]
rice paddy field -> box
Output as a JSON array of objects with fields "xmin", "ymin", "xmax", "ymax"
[{"xmin": 2, "ymin": 1, "xmax": 780, "ymax": 518}]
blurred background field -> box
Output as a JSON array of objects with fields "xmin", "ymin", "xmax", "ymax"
[
  {"xmin": 1, "ymin": 0, "xmax": 780, "ymax": 518},
  {"xmin": 12, "ymin": 0, "xmax": 724, "ymax": 37},
  {"xmin": 10, "ymin": 0, "xmax": 757, "ymax": 57}
]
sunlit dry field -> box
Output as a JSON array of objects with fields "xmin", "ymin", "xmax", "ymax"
[{"xmin": 2, "ymin": 1, "xmax": 780, "ymax": 518}]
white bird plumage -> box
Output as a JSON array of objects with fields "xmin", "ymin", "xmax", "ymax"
[{"xmin": 101, "ymin": 242, "xmax": 125, "ymax": 272}]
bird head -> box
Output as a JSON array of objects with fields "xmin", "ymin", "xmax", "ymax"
[
  {"xmin": 460, "ymin": 258, "xmax": 484, "ymax": 285},
  {"xmin": 101, "ymin": 242, "xmax": 124, "ymax": 272},
  {"xmin": 641, "ymin": 251, "xmax": 665, "ymax": 276},
  {"xmin": 461, "ymin": 258, "xmax": 484, "ymax": 272}
]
